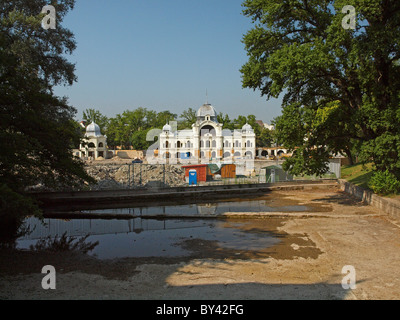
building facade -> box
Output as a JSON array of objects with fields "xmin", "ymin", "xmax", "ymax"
[
  {"xmin": 152, "ymin": 103, "xmax": 256, "ymax": 165},
  {"xmin": 73, "ymin": 122, "xmax": 108, "ymax": 160}
]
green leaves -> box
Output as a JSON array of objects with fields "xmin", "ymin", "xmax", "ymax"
[
  {"xmin": 1, "ymin": 1, "xmax": 95, "ymax": 224},
  {"xmin": 241, "ymin": 0, "xmax": 400, "ymax": 179}
]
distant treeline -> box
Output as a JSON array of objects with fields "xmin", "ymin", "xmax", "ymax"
[{"xmin": 78, "ymin": 108, "xmax": 275, "ymax": 150}]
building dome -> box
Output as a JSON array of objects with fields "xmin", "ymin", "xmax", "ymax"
[
  {"xmin": 85, "ymin": 122, "xmax": 102, "ymax": 137},
  {"xmin": 163, "ymin": 123, "xmax": 172, "ymax": 132},
  {"xmin": 242, "ymin": 123, "xmax": 254, "ymax": 132},
  {"xmin": 197, "ymin": 104, "xmax": 217, "ymax": 122}
]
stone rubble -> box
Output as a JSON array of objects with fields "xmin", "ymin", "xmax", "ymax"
[{"xmin": 86, "ymin": 164, "xmax": 187, "ymax": 190}]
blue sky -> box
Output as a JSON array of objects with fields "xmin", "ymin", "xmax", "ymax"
[{"xmin": 54, "ymin": 0, "xmax": 283, "ymax": 123}]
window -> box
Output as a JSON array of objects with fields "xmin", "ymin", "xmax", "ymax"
[{"xmin": 98, "ymin": 142, "xmax": 104, "ymax": 148}]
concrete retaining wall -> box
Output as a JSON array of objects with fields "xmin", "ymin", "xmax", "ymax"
[
  {"xmin": 339, "ymin": 179, "xmax": 400, "ymax": 221},
  {"xmin": 31, "ymin": 180, "xmax": 339, "ymax": 211}
]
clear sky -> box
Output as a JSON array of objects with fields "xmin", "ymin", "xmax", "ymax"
[{"xmin": 54, "ymin": 0, "xmax": 283, "ymax": 124}]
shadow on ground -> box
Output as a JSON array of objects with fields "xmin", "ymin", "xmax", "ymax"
[{"xmin": 311, "ymin": 191, "xmax": 369, "ymax": 207}]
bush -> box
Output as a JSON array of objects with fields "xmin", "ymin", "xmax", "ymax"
[
  {"xmin": 368, "ymin": 170, "xmax": 400, "ymax": 195},
  {"xmin": 0, "ymin": 184, "xmax": 42, "ymax": 246}
]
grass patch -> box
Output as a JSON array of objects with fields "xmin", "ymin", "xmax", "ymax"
[{"xmin": 341, "ymin": 163, "xmax": 375, "ymax": 190}]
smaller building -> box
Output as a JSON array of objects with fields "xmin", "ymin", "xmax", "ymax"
[{"xmin": 73, "ymin": 122, "xmax": 109, "ymax": 160}]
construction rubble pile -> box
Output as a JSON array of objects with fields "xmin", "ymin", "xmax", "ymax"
[{"xmin": 86, "ymin": 164, "xmax": 187, "ymax": 190}]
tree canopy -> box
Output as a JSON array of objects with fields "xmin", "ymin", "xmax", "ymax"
[
  {"xmin": 0, "ymin": 0, "xmax": 94, "ymax": 228},
  {"xmin": 241, "ymin": 0, "xmax": 400, "ymax": 177}
]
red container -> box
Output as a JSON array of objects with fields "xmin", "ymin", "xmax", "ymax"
[{"xmin": 182, "ymin": 164, "xmax": 208, "ymax": 182}]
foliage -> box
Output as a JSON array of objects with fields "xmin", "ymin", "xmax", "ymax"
[
  {"xmin": 0, "ymin": 0, "xmax": 95, "ymax": 223},
  {"xmin": 341, "ymin": 163, "xmax": 374, "ymax": 189},
  {"xmin": 103, "ymin": 106, "xmax": 266, "ymax": 150},
  {"xmin": 179, "ymin": 107, "xmax": 197, "ymax": 129},
  {"xmin": 241, "ymin": 0, "xmax": 400, "ymax": 180},
  {"xmin": 257, "ymin": 127, "xmax": 274, "ymax": 147},
  {"xmin": 82, "ymin": 108, "xmax": 109, "ymax": 135},
  {"xmin": 0, "ymin": 184, "xmax": 41, "ymax": 245},
  {"xmin": 105, "ymin": 108, "xmax": 177, "ymax": 149},
  {"xmin": 30, "ymin": 232, "xmax": 99, "ymax": 254},
  {"xmin": 368, "ymin": 170, "xmax": 400, "ymax": 195}
]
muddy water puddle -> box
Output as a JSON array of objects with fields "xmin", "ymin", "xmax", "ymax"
[
  {"xmin": 16, "ymin": 195, "xmax": 327, "ymax": 260},
  {"xmin": 17, "ymin": 216, "xmax": 322, "ymax": 261},
  {"xmin": 76, "ymin": 194, "xmax": 332, "ymax": 218}
]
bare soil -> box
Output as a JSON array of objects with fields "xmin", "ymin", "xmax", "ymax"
[{"xmin": 1, "ymin": 189, "xmax": 400, "ymax": 300}]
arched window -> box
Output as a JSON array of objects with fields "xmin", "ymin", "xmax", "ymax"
[
  {"xmin": 261, "ymin": 150, "xmax": 268, "ymax": 157},
  {"xmin": 212, "ymin": 140, "xmax": 216, "ymax": 148},
  {"xmin": 235, "ymin": 141, "xmax": 239, "ymax": 148},
  {"xmin": 211, "ymin": 151, "xmax": 216, "ymax": 158},
  {"xmin": 245, "ymin": 151, "xmax": 253, "ymax": 158},
  {"xmin": 187, "ymin": 141, "xmax": 191, "ymax": 148},
  {"xmin": 177, "ymin": 141, "xmax": 182, "ymax": 148},
  {"xmin": 234, "ymin": 152, "xmax": 241, "ymax": 157},
  {"xmin": 223, "ymin": 152, "xmax": 231, "ymax": 159},
  {"xmin": 98, "ymin": 142, "xmax": 104, "ymax": 148},
  {"xmin": 206, "ymin": 141, "xmax": 210, "ymax": 148},
  {"xmin": 165, "ymin": 141, "xmax": 169, "ymax": 148},
  {"xmin": 88, "ymin": 142, "xmax": 95, "ymax": 148}
]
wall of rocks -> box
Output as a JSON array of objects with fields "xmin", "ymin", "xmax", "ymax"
[{"xmin": 86, "ymin": 164, "xmax": 186, "ymax": 190}]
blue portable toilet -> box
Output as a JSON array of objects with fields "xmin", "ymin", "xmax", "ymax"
[{"xmin": 189, "ymin": 169, "xmax": 197, "ymax": 186}]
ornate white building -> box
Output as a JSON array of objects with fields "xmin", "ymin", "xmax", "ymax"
[
  {"xmin": 74, "ymin": 122, "xmax": 108, "ymax": 160},
  {"xmin": 155, "ymin": 103, "xmax": 256, "ymax": 165}
]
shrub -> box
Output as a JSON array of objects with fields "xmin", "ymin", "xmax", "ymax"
[{"xmin": 368, "ymin": 170, "xmax": 400, "ymax": 195}]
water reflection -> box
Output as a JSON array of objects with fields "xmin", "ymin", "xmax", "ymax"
[
  {"xmin": 15, "ymin": 198, "xmax": 315, "ymax": 260},
  {"xmin": 17, "ymin": 217, "xmax": 280, "ymax": 260},
  {"xmin": 79, "ymin": 198, "xmax": 309, "ymax": 218}
]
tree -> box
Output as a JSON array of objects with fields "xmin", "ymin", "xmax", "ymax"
[
  {"xmin": 241, "ymin": 0, "xmax": 400, "ymax": 178},
  {"xmin": 82, "ymin": 108, "xmax": 109, "ymax": 134},
  {"xmin": 105, "ymin": 108, "xmax": 177, "ymax": 150},
  {"xmin": 217, "ymin": 112, "xmax": 235, "ymax": 130},
  {"xmin": 0, "ymin": 0, "xmax": 94, "ymax": 234},
  {"xmin": 179, "ymin": 107, "xmax": 197, "ymax": 129},
  {"xmin": 156, "ymin": 110, "xmax": 178, "ymax": 129},
  {"xmin": 257, "ymin": 128, "xmax": 274, "ymax": 148}
]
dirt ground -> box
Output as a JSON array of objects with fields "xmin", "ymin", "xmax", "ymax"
[{"xmin": 1, "ymin": 189, "xmax": 400, "ymax": 300}]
